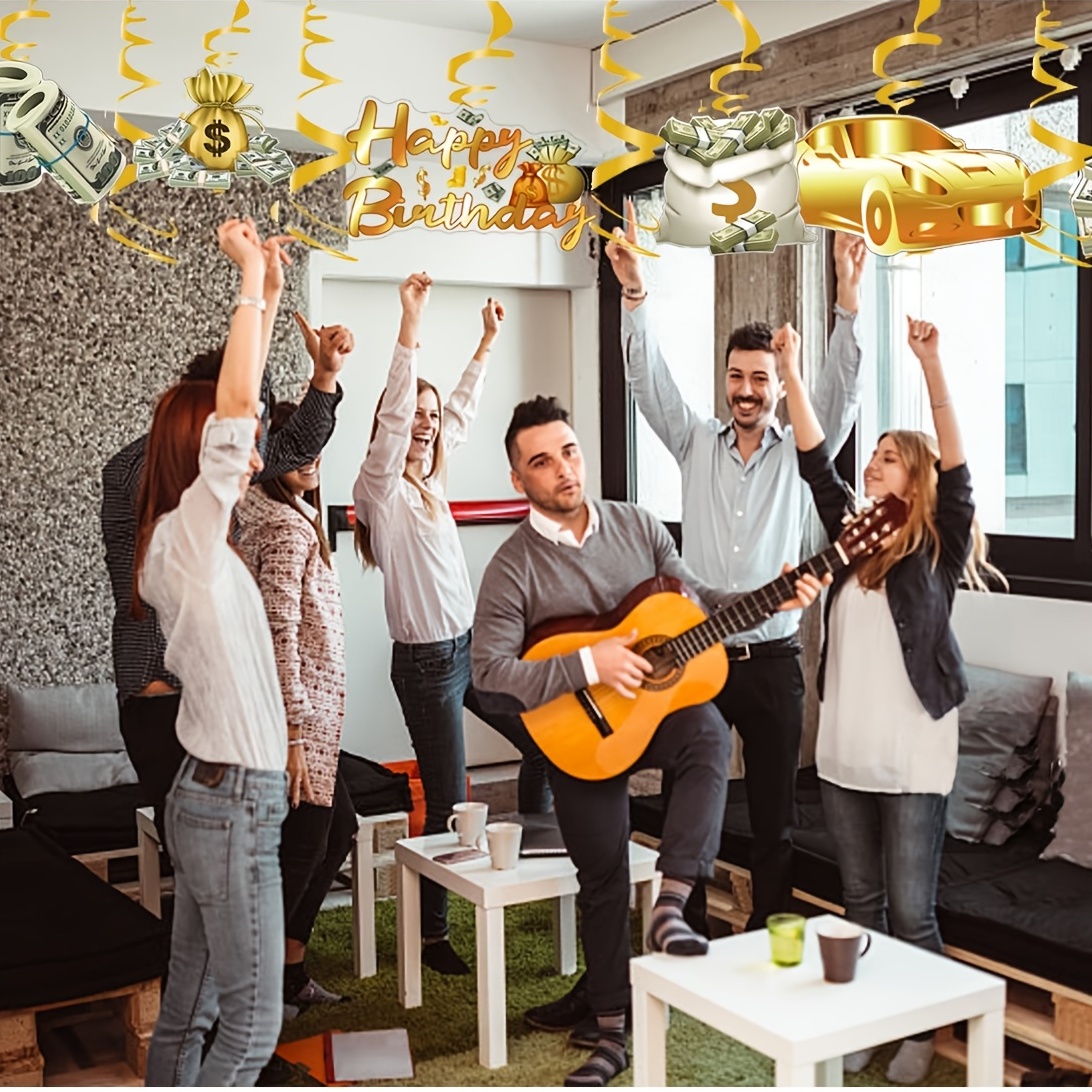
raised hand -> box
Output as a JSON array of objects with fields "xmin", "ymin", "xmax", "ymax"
[
  {"xmin": 770, "ymin": 321, "xmax": 801, "ymax": 381},
  {"xmin": 590, "ymin": 628, "xmax": 653, "ymax": 700},
  {"xmin": 481, "ymin": 297, "xmax": 505, "ymax": 342},
  {"xmin": 398, "ymin": 272, "xmax": 431, "ymax": 349},
  {"xmin": 833, "ymin": 232, "xmax": 867, "ymax": 313},
  {"xmin": 217, "ymin": 217, "xmax": 266, "ymax": 272},
  {"xmin": 293, "ymin": 313, "xmax": 354, "ymax": 392},
  {"xmin": 604, "ymin": 196, "xmax": 644, "ymax": 296},
  {"xmin": 261, "ymin": 233, "xmax": 295, "ymax": 298},
  {"xmin": 906, "ymin": 316, "xmax": 940, "ymax": 364}
]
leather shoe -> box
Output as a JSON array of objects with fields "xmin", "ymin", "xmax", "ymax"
[
  {"xmin": 524, "ymin": 972, "xmax": 590, "ymax": 1032},
  {"xmin": 567, "ymin": 1007, "xmax": 632, "ymax": 1050}
]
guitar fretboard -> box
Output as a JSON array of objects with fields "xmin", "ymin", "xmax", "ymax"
[{"xmin": 663, "ymin": 544, "xmax": 844, "ymax": 664}]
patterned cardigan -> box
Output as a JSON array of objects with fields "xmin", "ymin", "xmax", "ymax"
[{"xmin": 236, "ymin": 486, "xmax": 346, "ymax": 806}]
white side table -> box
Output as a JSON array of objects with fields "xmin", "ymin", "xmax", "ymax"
[
  {"xmin": 351, "ymin": 810, "xmax": 409, "ymax": 978},
  {"xmin": 135, "ymin": 806, "xmax": 161, "ymax": 918},
  {"xmin": 631, "ymin": 914, "xmax": 1006, "ymax": 1087},
  {"xmin": 396, "ymin": 833, "xmax": 661, "ymax": 1069}
]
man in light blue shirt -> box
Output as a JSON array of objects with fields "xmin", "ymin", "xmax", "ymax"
[{"xmin": 607, "ymin": 203, "xmax": 867, "ymax": 930}]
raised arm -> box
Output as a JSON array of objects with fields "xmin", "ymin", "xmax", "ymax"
[
  {"xmin": 607, "ymin": 198, "xmax": 699, "ymax": 464},
  {"xmin": 907, "ymin": 317, "xmax": 964, "ymax": 470},
  {"xmin": 443, "ymin": 297, "xmax": 502, "ymax": 453},
  {"xmin": 353, "ymin": 273, "xmax": 429, "ymax": 507},
  {"xmin": 811, "ymin": 232, "xmax": 866, "ymax": 450}
]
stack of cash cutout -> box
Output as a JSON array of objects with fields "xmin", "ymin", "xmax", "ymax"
[
  {"xmin": 658, "ymin": 107, "xmax": 796, "ymax": 168},
  {"xmin": 1072, "ymin": 167, "xmax": 1092, "ymax": 260},
  {"xmin": 133, "ymin": 123, "xmax": 293, "ymax": 189}
]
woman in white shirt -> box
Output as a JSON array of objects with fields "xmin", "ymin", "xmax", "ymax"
[
  {"xmin": 353, "ymin": 273, "xmax": 549, "ymax": 975},
  {"xmin": 140, "ymin": 219, "xmax": 292, "ymax": 1086},
  {"xmin": 781, "ymin": 317, "xmax": 1002, "ymax": 1085}
]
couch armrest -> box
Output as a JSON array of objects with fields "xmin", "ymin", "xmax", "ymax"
[{"xmin": 0, "ymin": 788, "xmax": 12, "ymax": 830}]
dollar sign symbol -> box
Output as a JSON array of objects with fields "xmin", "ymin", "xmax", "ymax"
[
  {"xmin": 711, "ymin": 179, "xmax": 757, "ymax": 223},
  {"xmin": 203, "ymin": 120, "xmax": 231, "ymax": 158}
]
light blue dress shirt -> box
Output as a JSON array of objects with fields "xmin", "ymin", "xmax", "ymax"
[{"xmin": 621, "ymin": 302, "xmax": 863, "ymax": 645}]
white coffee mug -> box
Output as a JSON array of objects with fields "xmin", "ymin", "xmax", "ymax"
[
  {"xmin": 446, "ymin": 801, "xmax": 488, "ymax": 848},
  {"xmin": 485, "ymin": 821, "xmax": 523, "ymax": 870}
]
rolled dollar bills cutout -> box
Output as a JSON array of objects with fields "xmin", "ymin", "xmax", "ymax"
[
  {"xmin": 10, "ymin": 80, "xmax": 124, "ymax": 203},
  {"xmin": 0, "ymin": 61, "xmax": 44, "ymax": 193}
]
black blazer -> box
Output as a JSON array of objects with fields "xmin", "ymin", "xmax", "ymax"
[{"xmin": 798, "ymin": 443, "xmax": 975, "ymax": 720}]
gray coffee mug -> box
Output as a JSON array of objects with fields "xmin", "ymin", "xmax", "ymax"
[{"xmin": 817, "ymin": 921, "xmax": 872, "ymax": 983}]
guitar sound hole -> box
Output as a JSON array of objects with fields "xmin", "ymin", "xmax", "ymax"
[{"xmin": 636, "ymin": 638, "xmax": 681, "ymax": 688}]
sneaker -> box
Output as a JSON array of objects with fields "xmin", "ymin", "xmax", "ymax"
[
  {"xmin": 525, "ymin": 972, "xmax": 591, "ymax": 1032},
  {"xmin": 281, "ymin": 1002, "xmax": 300, "ymax": 1023},
  {"xmin": 568, "ymin": 1007, "xmax": 632, "ymax": 1050},
  {"xmin": 289, "ymin": 978, "xmax": 345, "ymax": 1006}
]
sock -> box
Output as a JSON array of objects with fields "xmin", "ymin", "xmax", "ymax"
[
  {"xmin": 421, "ymin": 937, "xmax": 470, "ymax": 976},
  {"xmin": 564, "ymin": 1013, "xmax": 628, "ymax": 1087},
  {"xmin": 283, "ymin": 961, "xmax": 308, "ymax": 1002},
  {"xmin": 843, "ymin": 1048, "xmax": 875, "ymax": 1073},
  {"xmin": 885, "ymin": 1036, "xmax": 935, "ymax": 1084},
  {"xmin": 648, "ymin": 878, "xmax": 709, "ymax": 956}
]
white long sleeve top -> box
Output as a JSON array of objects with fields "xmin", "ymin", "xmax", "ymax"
[
  {"xmin": 353, "ymin": 343, "xmax": 485, "ymax": 645},
  {"xmin": 139, "ymin": 415, "xmax": 288, "ymax": 771}
]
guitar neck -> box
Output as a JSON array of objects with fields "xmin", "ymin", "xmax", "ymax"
[{"xmin": 669, "ymin": 543, "xmax": 847, "ymax": 663}]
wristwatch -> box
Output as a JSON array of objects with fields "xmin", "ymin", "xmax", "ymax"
[{"xmin": 235, "ymin": 293, "xmax": 267, "ymax": 312}]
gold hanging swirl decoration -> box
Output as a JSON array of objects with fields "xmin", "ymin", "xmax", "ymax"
[
  {"xmin": 0, "ymin": 0, "xmax": 48, "ymax": 62},
  {"xmin": 709, "ymin": 1, "xmax": 762, "ymax": 118},
  {"xmin": 872, "ymin": 0, "xmax": 942, "ymax": 113},
  {"xmin": 446, "ymin": 1, "xmax": 514, "ymax": 108}
]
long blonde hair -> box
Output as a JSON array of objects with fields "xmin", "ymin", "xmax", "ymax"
[
  {"xmin": 855, "ymin": 429, "xmax": 1005, "ymax": 593},
  {"xmin": 355, "ymin": 377, "xmax": 447, "ymax": 568}
]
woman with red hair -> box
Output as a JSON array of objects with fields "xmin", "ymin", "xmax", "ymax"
[{"xmin": 140, "ymin": 218, "xmax": 294, "ymax": 1086}]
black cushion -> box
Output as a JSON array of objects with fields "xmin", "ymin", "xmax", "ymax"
[
  {"xmin": 0, "ymin": 828, "xmax": 168, "ymax": 1010},
  {"xmin": 338, "ymin": 751, "xmax": 413, "ymax": 818},
  {"xmin": 630, "ymin": 767, "xmax": 1092, "ymax": 994},
  {"xmin": 3, "ymin": 776, "xmax": 148, "ymax": 855}
]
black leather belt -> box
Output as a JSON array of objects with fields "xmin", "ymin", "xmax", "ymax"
[
  {"xmin": 725, "ymin": 637, "xmax": 802, "ymax": 662},
  {"xmin": 193, "ymin": 760, "xmax": 228, "ymax": 787}
]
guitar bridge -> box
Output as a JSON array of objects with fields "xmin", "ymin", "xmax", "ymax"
[{"xmin": 575, "ymin": 688, "xmax": 612, "ymax": 739}]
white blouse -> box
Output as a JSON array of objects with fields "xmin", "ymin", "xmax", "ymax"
[
  {"xmin": 817, "ymin": 576, "xmax": 958, "ymax": 795},
  {"xmin": 140, "ymin": 415, "xmax": 288, "ymax": 771},
  {"xmin": 352, "ymin": 343, "xmax": 485, "ymax": 646}
]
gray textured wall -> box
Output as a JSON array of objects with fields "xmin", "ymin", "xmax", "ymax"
[{"xmin": 0, "ymin": 152, "xmax": 345, "ymax": 763}]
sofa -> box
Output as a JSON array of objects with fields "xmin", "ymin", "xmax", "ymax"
[{"xmin": 630, "ymin": 664, "xmax": 1092, "ymax": 1073}]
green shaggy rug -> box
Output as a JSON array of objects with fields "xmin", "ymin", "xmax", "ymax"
[{"xmin": 277, "ymin": 898, "xmax": 966, "ymax": 1086}]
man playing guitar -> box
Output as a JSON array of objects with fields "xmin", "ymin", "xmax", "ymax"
[{"xmin": 471, "ymin": 395, "xmax": 828, "ymax": 1088}]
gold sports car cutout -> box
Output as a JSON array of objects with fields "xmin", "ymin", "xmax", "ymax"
[{"xmin": 797, "ymin": 114, "xmax": 1042, "ymax": 255}]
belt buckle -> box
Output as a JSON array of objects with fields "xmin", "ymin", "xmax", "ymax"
[
  {"xmin": 193, "ymin": 761, "xmax": 226, "ymax": 788},
  {"xmin": 731, "ymin": 643, "xmax": 751, "ymax": 662}
]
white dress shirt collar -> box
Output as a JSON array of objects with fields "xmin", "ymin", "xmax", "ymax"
[{"xmin": 528, "ymin": 500, "xmax": 600, "ymax": 548}]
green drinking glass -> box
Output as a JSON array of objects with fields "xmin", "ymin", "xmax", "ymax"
[{"xmin": 767, "ymin": 913, "xmax": 806, "ymax": 966}]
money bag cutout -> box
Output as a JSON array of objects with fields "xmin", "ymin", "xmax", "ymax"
[
  {"xmin": 509, "ymin": 162, "xmax": 550, "ymax": 208},
  {"xmin": 182, "ymin": 69, "xmax": 258, "ymax": 172},
  {"xmin": 657, "ymin": 109, "xmax": 816, "ymax": 253}
]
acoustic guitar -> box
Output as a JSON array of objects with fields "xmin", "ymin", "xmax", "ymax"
[{"xmin": 519, "ymin": 496, "xmax": 907, "ymax": 780}]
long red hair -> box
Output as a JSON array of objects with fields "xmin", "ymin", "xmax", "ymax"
[{"xmin": 131, "ymin": 380, "xmax": 218, "ymax": 619}]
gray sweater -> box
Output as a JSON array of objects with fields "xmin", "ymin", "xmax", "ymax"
[{"xmin": 472, "ymin": 500, "xmax": 733, "ymax": 713}]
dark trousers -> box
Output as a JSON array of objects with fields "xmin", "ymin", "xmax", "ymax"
[
  {"xmin": 711, "ymin": 653, "xmax": 805, "ymax": 929},
  {"xmin": 118, "ymin": 692, "xmax": 187, "ymax": 854},
  {"xmin": 391, "ymin": 630, "xmax": 552, "ymax": 939},
  {"xmin": 280, "ymin": 771, "xmax": 359, "ymax": 945},
  {"xmin": 549, "ymin": 701, "xmax": 730, "ymax": 1015}
]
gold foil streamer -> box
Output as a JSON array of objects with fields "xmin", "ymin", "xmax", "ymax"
[
  {"xmin": 287, "ymin": 226, "xmax": 355, "ymax": 261},
  {"xmin": 291, "ymin": 2, "xmax": 354, "ymax": 205},
  {"xmin": 0, "ymin": 0, "xmax": 48, "ymax": 62},
  {"xmin": 107, "ymin": 202, "xmax": 179, "ymax": 238},
  {"xmin": 872, "ymin": 0, "xmax": 942, "ymax": 113},
  {"xmin": 588, "ymin": 193, "xmax": 659, "ymax": 258},
  {"xmin": 105, "ymin": 227, "xmax": 179, "ymax": 264},
  {"xmin": 113, "ymin": 1, "xmax": 157, "ymax": 195},
  {"xmin": 446, "ymin": 1, "xmax": 514, "ymax": 109},
  {"xmin": 709, "ymin": 1, "xmax": 762, "ymax": 118},
  {"xmin": 204, "ymin": 0, "xmax": 251, "ymax": 70}
]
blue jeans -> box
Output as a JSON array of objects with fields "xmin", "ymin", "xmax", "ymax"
[
  {"xmin": 146, "ymin": 756, "xmax": 288, "ymax": 1087},
  {"xmin": 391, "ymin": 629, "xmax": 550, "ymax": 938},
  {"xmin": 820, "ymin": 779, "xmax": 948, "ymax": 955}
]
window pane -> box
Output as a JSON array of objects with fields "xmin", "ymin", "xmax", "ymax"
[
  {"xmin": 855, "ymin": 100, "xmax": 1078, "ymax": 538},
  {"xmin": 630, "ymin": 186, "xmax": 715, "ymax": 520}
]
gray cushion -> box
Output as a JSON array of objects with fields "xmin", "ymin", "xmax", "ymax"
[
  {"xmin": 947, "ymin": 664, "xmax": 1052, "ymax": 843},
  {"xmin": 1041, "ymin": 672, "xmax": 1092, "ymax": 868},
  {"xmin": 9, "ymin": 751, "xmax": 138, "ymax": 798},
  {"xmin": 7, "ymin": 683, "xmax": 122, "ymax": 753}
]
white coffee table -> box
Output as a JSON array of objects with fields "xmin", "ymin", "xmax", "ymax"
[
  {"xmin": 631, "ymin": 914, "xmax": 1006, "ymax": 1087},
  {"xmin": 396, "ymin": 832, "xmax": 661, "ymax": 1069}
]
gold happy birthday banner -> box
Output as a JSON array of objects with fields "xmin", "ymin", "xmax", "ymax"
[
  {"xmin": 288, "ymin": 1, "xmax": 355, "ymax": 260},
  {"xmin": 872, "ymin": 0, "xmax": 942, "ymax": 113},
  {"xmin": 709, "ymin": 1, "xmax": 762, "ymax": 117},
  {"xmin": 1022, "ymin": 3, "xmax": 1092, "ymax": 267},
  {"xmin": 0, "ymin": 0, "xmax": 48, "ymax": 62},
  {"xmin": 447, "ymin": 1, "xmax": 514, "ymax": 109}
]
